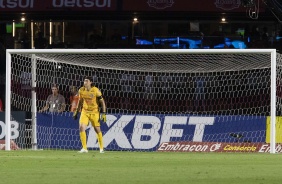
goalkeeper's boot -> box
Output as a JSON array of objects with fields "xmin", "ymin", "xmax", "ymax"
[
  {"xmin": 100, "ymin": 149, "xmax": 104, "ymax": 154},
  {"xmin": 78, "ymin": 148, "xmax": 88, "ymax": 153}
]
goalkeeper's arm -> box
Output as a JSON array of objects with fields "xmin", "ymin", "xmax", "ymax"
[
  {"xmin": 98, "ymin": 96, "xmax": 107, "ymax": 122},
  {"xmin": 73, "ymin": 98, "xmax": 83, "ymax": 120},
  {"xmin": 99, "ymin": 97, "xmax": 106, "ymax": 113}
]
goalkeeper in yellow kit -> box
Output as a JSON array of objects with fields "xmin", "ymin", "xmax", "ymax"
[{"xmin": 73, "ymin": 76, "xmax": 107, "ymax": 153}]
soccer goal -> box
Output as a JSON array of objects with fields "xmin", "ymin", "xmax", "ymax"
[{"xmin": 4, "ymin": 49, "xmax": 281, "ymax": 153}]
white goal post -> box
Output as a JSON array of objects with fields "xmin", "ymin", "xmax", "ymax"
[{"xmin": 4, "ymin": 49, "xmax": 278, "ymax": 153}]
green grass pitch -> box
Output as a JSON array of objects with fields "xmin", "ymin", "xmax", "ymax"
[{"xmin": 1, "ymin": 150, "xmax": 282, "ymax": 184}]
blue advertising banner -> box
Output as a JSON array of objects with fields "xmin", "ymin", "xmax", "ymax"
[
  {"xmin": 0, "ymin": 111, "xmax": 26, "ymax": 140},
  {"xmin": 37, "ymin": 113, "xmax": 266, "ymax": 151}
]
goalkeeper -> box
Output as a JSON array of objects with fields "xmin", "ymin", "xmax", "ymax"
[{"xmin": 73, "ymin": 76, "xmax": 107, "ymax": 153}]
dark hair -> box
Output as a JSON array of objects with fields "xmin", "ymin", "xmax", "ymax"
[
  {"xmin": 84, "ymin": 76, "xmax": 93, "ymax": 82},
  {"xmin": 51, "ymin": 84, "xmax": 59, "ymax": 89}
]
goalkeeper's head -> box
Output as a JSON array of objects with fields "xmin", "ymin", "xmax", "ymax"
[{"xmin": 84, "ymin": 76, "xmax": 93, "ymax": 88}]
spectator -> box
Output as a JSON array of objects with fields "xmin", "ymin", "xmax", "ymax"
[
  {"xmin": 70, "ymin": 86, "xmax": 79, "ymax": 112},
  {"xmin": 39, "ymin": 84, "xmax": 66, "ymax": 113}
]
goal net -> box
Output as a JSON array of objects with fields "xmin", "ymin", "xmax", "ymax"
[{"xmin": 4, "ymin": 49, "xmax": 281, "ymax": 153}]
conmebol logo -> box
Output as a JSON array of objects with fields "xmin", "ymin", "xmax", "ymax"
[
  {"xmin": 215, "ymin": 0, "xmax": 241, "ymax": 11},
  {"xmin": 147, "ymin": 0, "xmax": 174, "ymax": 10}
]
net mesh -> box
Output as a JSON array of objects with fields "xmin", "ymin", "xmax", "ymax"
[{"xmin": 7, "ymin": 50, "xmax": 282, "ymax": 152}]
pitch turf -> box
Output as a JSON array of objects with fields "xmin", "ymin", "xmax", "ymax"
[{"xmin": 1, "ymin": 151, "xmax": 282, "ymax": 184}]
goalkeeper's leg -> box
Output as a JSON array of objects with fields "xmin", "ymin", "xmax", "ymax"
[
  {"xmin": 78, "ymin": 113, "xmax": 89, "ymax": 153},
  {"xmin": 79, "ymin": 131, "xmax": 87, "ymax": 150},
  {"xmin": 96, "ymin": 130, "xmax": 104, "ymax": 153},
  {"xmin": 90, "ymin": 114, "xmax": 104, "ymax": 153}
]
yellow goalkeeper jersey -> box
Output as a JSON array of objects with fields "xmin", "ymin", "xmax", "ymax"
[{"xmin": 78, "ymin": 86, "xmax": 102, "ymax": 113}]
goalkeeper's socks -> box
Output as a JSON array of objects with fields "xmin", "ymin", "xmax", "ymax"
[
  {"xmin": 97, "ymin": 132, "xmax": 104, "ymax": 151},
  {"xmin": 80, "ymin": 131, "xmax": 87, "ymax": 150}
]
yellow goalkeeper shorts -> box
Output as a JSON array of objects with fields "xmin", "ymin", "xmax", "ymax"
[{"xmin": 79, "ymin": 111, "xmax": 100, "ymax": 127}]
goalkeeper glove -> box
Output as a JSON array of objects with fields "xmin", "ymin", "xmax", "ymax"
[
  {"xmin": 100, "ymin": 112, "xmax": 107, "ymax": 123},
  {"xmin": 73, "ymin": 110, "xmax": 78, "ymax": 120}
]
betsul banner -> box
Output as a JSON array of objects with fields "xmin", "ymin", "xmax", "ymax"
[
  {"xmin": 0, "ymin": 0, "xmax": 265, "ymax": 12},
  {"xmin": 122, "ymin": 0, "xmax": 265, "ymax": 12},
  {"xmin": 0, "ymin": 0, "xmax": 116, "ymax": 11},
  {"xmin": 37, "ymin": 113, "xmax": 266, "ymax": 151}
]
